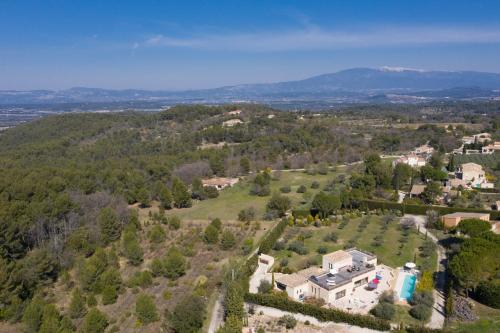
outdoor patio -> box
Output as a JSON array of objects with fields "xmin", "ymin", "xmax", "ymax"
[{"xmin": 331, "ymin": 264, "xmax": 396, "ymax": 314}]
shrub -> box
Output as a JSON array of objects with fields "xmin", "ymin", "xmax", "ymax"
[
  {"xmin": 81, "ymin": 308, "xmax": 108, "ymax": 333},
  {"xmin": 204, "ymin": 186, "xmax": 219, "ymax": 199},
  {"xmin": 278, "ymin": 315, "xmax": 297, "ymax": 329},
  {"xmin": 311, "ymin": 181, "xmax": 320, "ymax": 189},
  {"xmin": 204, "ymin": 224, "xmax": 219, "ymax": 244},
  {"xmin": 304, "ymin": 297, "xmax": 325, "ymax": 307},
  {"xmin": 379, "ymin": 291, "xmax": 395, "ymax": 304},
  {"xmin": 297, "ymin": 185, "xmax": 307, "ymax": 193},
  {"xmin": 238, "ymin": 207, "xmax": 255, "ymax": 222},
  {"xmin": 86, "ymin": 294, "xmax": 97, "ymax": 307},
  {"xmin": 273, "ymin": 240, "xmax": 286, "ymax": 251},
  {"xmin": 416, "ymin": 271, "xmax": 434, "ymax": 292},
  {"xmin": 266, "ymin": 193, "xmax": 292, "ymax": 217},
  {"xmin": 280, "ymin": 186, "xmax": 291, "ymax": 193},
  {"xmin": 419, "ymin": 240, "xmax": 436, "ymax": 258},
  {"xmin": 257, "ymin": 280, "xmax": 273, "ymax": 294},
  {"xmin": 323, "ymin": 232, "xmax": 338, "ymax": 243},
  {"xmin": 149, "ymin": 258, "xmax": 165, "ymax": 277},
  {"xmin": 147, "ymin": 225, "xmax": 166, "ymax": 244},
  {"xmin": 168, "ymin": 215, "xmax": 181, "ymax": 230},
  {"xmin": 410, "ymin": 291, "xmax": 434, "ymax": 307},
  {"xmin": 127, "ymin": 271, "xmax": 153, "ymax": 288},
  {"xmin": 241, "ymin": 238, "xmax": 254, "ymax": 255},
  {"xmin": 475, "ymin": 280, "xmax": 500, "ymax": 309},
  {"xmin": 135, "ymin": 294, "xmax": 158, "ymax": 324},
  {"xmin": 101, "ymin": 285, "xmax": 118, "ymax": 305},
  {"xmin": 316, "ymin": 246, "xmax": 328, "ymax": 254},
  {"xmin": 210, "ymin": 218, "xmax": 222, "ymax": 230},
  {"xmin": 409, "ymin": 304, "xmax": 432, "ymax": 321},
  {"xmin": 370, "ymin": 302, "xmax": 395, "ymax": 320},
  {"xmin": 287, "ymin": 241, "xmax": 308, "ymax": 255},
  {"xmin": 220, "ymin": 230, "xmax": 236, "ymax": 250}
]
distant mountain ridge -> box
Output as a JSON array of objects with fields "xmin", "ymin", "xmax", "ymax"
[{"xmin": 2, "ymin": 67, "xmax": 500, "ymax": 104}]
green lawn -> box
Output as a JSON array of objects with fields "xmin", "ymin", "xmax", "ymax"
[
  {"xmin": 393, "ymin": 304, "xmax": 423, "ymax": 327},
  {"xmin": 270, "ymin": 215, "xmax": 437, "ymax": 272},
  {"xmin": 166, "ymin": 169, "xmax": 345, "ymax": 221}
]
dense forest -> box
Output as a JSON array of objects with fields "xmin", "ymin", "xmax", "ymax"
[{"xmin": 0, "ymin": 102, "xmax": 498, "ymax": 332}]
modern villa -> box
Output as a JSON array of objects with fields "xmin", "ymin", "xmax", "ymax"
[{"xmin": 274, "ymin": 249, "xmax": 378, "ymax": 305}]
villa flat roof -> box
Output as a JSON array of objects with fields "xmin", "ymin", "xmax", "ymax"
[
  {"xmin": 275, "ymin": 273, "xmax": 308, "ymax": 288},
  {"xmin": 323, "ymin": 250, "xmax": 351, "ymax": 262},
  {"xmin": 442, "ymin": 212, "xmax": 490, "ymax": 218},
  {"xmin": 309, "ymin": 264, "xmax": 375, "ymax": 291},
  {"xmin": 310, "ymin": 249, "xmax": 376, "ymax": 290}
]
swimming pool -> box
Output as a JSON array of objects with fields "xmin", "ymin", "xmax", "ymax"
[{"xmin": 399, "ymin": 274, "xmax": 417, "ymax": 301}]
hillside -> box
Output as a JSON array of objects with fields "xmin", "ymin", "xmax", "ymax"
[{"xmin": 0, "ymin": 103, "xmax": 497, "ymax": 332}]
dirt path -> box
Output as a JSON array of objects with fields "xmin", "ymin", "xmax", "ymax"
[
  {"xmin": 208, "ymin": 293, "xmax": 224, "ymax": 333},
  {"xmin": 405, "ymin": 214, "xmax": 446, "ymax": 329}
]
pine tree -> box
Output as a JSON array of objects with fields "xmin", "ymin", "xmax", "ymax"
[
  {"xmin": 69, "ymin": 288, "xmax": 87, "ymax": 319},
  {"xmin": 22, "ymin": 296, "xmax": 45, "ymax": 333},
  {"xmin": 136, "ymin": 187, "xmax": 150, "ymax": 207},
  {"xmin": 172, "ymin": 178, "xmax": 192, "ymax": 208},
  {"xmin": 38, "ymin": 304, "xmax": 61, "ymax": 333},
  {"xmin": 81, "ymin": 308, "xmax": 108, "ymax": 333},
  {"xmin": 220, "ymin": 230, "xmax": 236, "ymax": 250},
  {"xmin": 163, "ymin": 247, "xmax": 187, "ymax": 279},
  {"xmin": 122, "ymin": 230, "xmax": 143, "ymax": 265},
  {"xmin": 204, "ymin": 224, "xmax": 219, "ymax": 244},
  {"xmin": 148, "ymin": 225, "xmax": 166, "ymax": 244},
  {"xmin": 158, "ymin": 185, "xmax": 173, "ymax": 209},
  {"xmin": 101, "ymin": 285, "xmax": 118, "ymax": 305},
  {"xmin": 98, "ymin": 207, "xmax": 121, "ymax": 244}
]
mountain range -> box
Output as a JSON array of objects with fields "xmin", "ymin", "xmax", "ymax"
[{"xmin": 2, "ymin": 67, "xmax": 500, "ymax": 105}]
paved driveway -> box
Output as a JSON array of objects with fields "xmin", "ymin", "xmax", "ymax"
[{"xmin": 249, "ymin": 261, "xmax": 272, "ymax": 293}]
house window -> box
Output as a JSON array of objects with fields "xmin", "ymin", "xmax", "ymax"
[
  {"xmin": 354, "ymin": 277, "xmax": 369, "ymax": 287},
  {"xmin": 335, "ymin": 290, "xmax": 346, "ymax": 299}
]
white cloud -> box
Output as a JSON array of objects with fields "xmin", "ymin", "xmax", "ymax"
[{"xmin": 140, "ymin": 26, "xmax": 500, "ymax": 52}]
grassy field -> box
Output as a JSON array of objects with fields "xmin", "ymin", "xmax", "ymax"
[
  {"xmin": 166, "ymin": 169, "xmax": 346, "ymax": 221},
  {"xmin": 270, "ymin": 215, "xmax": 437, "ymax": 272},
  {"xmin": 448, "ymin": 301, "xmax": 500, "ymax": 333}
]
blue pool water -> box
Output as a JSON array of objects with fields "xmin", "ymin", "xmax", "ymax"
[{"xmin": 400, "ymin": 274, "xmax": 417, "ymax": 301}]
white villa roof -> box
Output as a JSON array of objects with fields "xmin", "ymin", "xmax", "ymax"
[{"xmin": 323, "ymin": 250, "xmax": 351, "ymax": 263}]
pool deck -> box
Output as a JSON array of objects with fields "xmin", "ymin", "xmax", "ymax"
[{"xmin": 394, "ymin": 268, "xmax": 419, "ymax": 304}]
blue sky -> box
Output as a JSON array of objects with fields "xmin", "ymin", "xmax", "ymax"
[{"xmin": 1, "ymin": 0, "xmax": 500, "ymax": 90}]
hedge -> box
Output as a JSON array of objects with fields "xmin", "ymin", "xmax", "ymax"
[
  {"xmin": 258, "ymin": 217, "xmax": 288, "ymax": 254},
  {"xmin": 361, "ymin": 199, "xmax": 500, "ymax": 220},
  {"xmin": 477, "ymin": 188, "xmax": 500, "ymax": 194},
  {"xmin": 245, "ymin": 293, "xmax": 391, "ymax": 331}
]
